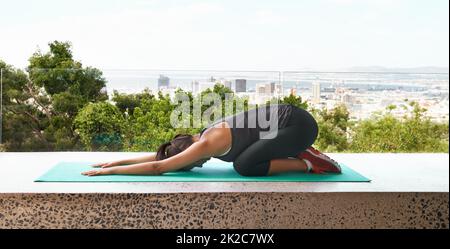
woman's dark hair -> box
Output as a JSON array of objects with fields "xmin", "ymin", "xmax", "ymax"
[{"xmin": 155, "ymin": 134, "xmax": 210, "ymax": 171}]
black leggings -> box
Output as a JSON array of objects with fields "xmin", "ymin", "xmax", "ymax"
[{"xmin": 233, "ymin": 107, "xmax": 319, "ymax": 176}]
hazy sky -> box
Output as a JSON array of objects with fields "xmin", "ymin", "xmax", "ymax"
[{"xmin": 0, "ymin": 0, "xmax": 448, "ymax": 70}]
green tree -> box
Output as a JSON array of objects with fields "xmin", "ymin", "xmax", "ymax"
[
  {"xmin": 279, "ymin": 94, "xmax": 308, "ymax": 110},
  {"xmin": 74, "ymin": 102, "xmax": 126, "ymax": 151},
  {"xmin": 1, "ymin": 41, "xmax": 109, "ymax": 151},
  {"xmin": 112, "ymin": 88, "xmax": 154, "ymax": 115},
  {"xmin": 312, "ymin": 104, "xmax": 351, "ymax": 152},
  {"xmin": 125, "ymin": 89, "xmax": 201, "ymax": 152},
  {"xmin": 28, "ymin": 41, "xmax": 107, "ymax": 102},
  {"xmin": 1, "ymin": 60, "xmax": 52, "ymax": 151},
  {"xmin": 115, "ymin": 85, "xmax": 249, "ymax": 152},
  {"xmin": 27, "ymin": 41, "xmax": 108, "ymax": 150},
  {"xmin": 199, "ymin": 83, "xmax": 234, "ymax": 114}
]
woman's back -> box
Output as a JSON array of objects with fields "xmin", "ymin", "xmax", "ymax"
[{"xmin": 201, "ymin": 104, "xmax": 294, "ymax": 162}]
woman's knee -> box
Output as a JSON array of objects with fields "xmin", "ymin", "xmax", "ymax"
[
  {"xmin": 233, "ymin": 159, "xmax": 267, "ymax": 177},
  {"xmin": 233, "ymin": 162, "xmax": 254, "ymax": 176}
]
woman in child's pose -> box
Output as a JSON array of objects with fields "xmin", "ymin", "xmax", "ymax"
[{"xmin": 83, "ymin": 104, "xmax": 341, "ymax": 177}]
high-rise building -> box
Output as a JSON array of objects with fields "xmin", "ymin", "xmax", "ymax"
[
  {"xmin": 266, "ymin": 84, "xmax": 272, "ymax": 95},
  {"xmin": 312, "ymin": 81, "xmax": 321, "ymax": 103},
  {"xmin": 191, "ymin": 80, "xmax": 200, "ymax": 94},
  {"xmin": 235, "ymin": 79, "xmax": 247, "ymax": 93},
  {"xmin": 274, "ymin": 84, "xmax": 282, "ymax": 95},
  {"xmin": 158, "ymin": 75, "xmax": 170, "ymax": 89},
  {"xmin": 270, "ymin": 82, "xmax": 276, "ymax": 93}
]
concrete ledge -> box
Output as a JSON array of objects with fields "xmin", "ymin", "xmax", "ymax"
[{"xmin": 0, "ymin": 152, "xmax": 448, "ymax": 228}]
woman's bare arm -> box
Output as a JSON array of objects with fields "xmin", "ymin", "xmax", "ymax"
[
  {"xmin": 91, "ymin": 153, "xmax": 157, "ymax": 168},
  {"xmin": 115, "ymin": 153, "xmax": 157, "ymax": 165},
  {"xmin": 82, "ymin": 140, "xmax": 212, "ymax": 176}
]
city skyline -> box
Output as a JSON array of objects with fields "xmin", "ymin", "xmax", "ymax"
[{"xmin": 101, "ymin": 71, "xmax": 448, "ymax": 123}]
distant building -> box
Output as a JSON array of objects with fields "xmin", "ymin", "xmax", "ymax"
[
  {"xmin": 199, "ymin": 81, "xmax": 217, "ymax": 92},
  {"xmin": 223, "ymin": 80, "xmax": 232, "ymax": 90},
  {"xmin": 158, "ymin": 75, "xmax": 170, "ymax": 89},
  {"xmin": 322, "ymin": 87, "xmax": 336, "ymax": 93},
  {"xmin": 312, "ymin": 81, "xmax": 321, "ymax": 103},
  {"xmin": 290, "ymin": 88, "xmax": 297, "ymax": 96},
  {"xmin": 216, "ymin": 79, "xmax": 232, "ymax": 90},
  {"xmin": 191, "ymin": 80, "xmax": 200, "ymax": 94},
  {"xmin": 255, "ymin": 82, "xmax": 282, "ymax": 96},
  {"xmin": 235, "ymin": 79, "xmax": 247, "ymax": 93},
  {"xmin": 274, "ymin": 84, "xmax": 282, "ymax": 95},
  {"xmin": 264, "ymin": 83, "xmax": 272, "ymax": 95},
  {"xmin": 256, "ymin": 83, "xmax": 268, "ymax": 95},
  {"xmin": 342, "ymin": 93, "xmax": 356, "ymax": 104},
  {"xmin": 270, "ymin": 82, "xmax": 276, "ymax": 93},
  {"xmin": 252, "ymin": 82, "xmax": 283, "ymax": 104}
]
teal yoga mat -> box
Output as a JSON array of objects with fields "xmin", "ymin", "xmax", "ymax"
[{"xmin": 35, "ymin": 161, "xmax": 370, "ymax": 182}]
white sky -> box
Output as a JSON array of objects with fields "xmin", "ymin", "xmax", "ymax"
[{"xmin": 0, "ymin": 0, "xmax": 448, "ymax": 70}]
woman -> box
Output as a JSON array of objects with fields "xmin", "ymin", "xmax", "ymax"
[{"xmin": 82, "ymin": 104, "xmax": 341, "ymax": 177}]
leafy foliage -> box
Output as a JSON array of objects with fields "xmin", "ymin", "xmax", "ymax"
[
  {"xmin": 279, "ymin": 94, "xmax": 308, "ymax": 110},
  {"xmin": 1, "ymin": 41, "xmax": 107, "ymax": 151},
  {"xmin": 1, "ymin": 60, "xmax": 52, "ymax": 151},
  {"xmin": 310, "ymin": 104, "xmax": 351, "ymax": 152},
  {"xmin": 74, "ymin": 102, "xmax": 126, "ymax": 151},
  {"xmin": 349, "ymin": 101, "xmax": 449, "ymax": 152}
]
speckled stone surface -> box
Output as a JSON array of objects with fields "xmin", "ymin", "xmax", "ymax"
[{"xmin": 0, "ymin": 192, "xmax": 448, "ymax": 229}]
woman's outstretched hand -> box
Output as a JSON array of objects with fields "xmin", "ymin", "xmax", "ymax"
[
  {"xmin": 83, "ymin": 161, "xmax": 162, "ymax": 176},
  {"xmin": 91, "ymin": 161, "xmax": 116, "ymax": 168},
  {"xmin": 82, "ymin": 167, "xmax": 114, "ymax": 176}
]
